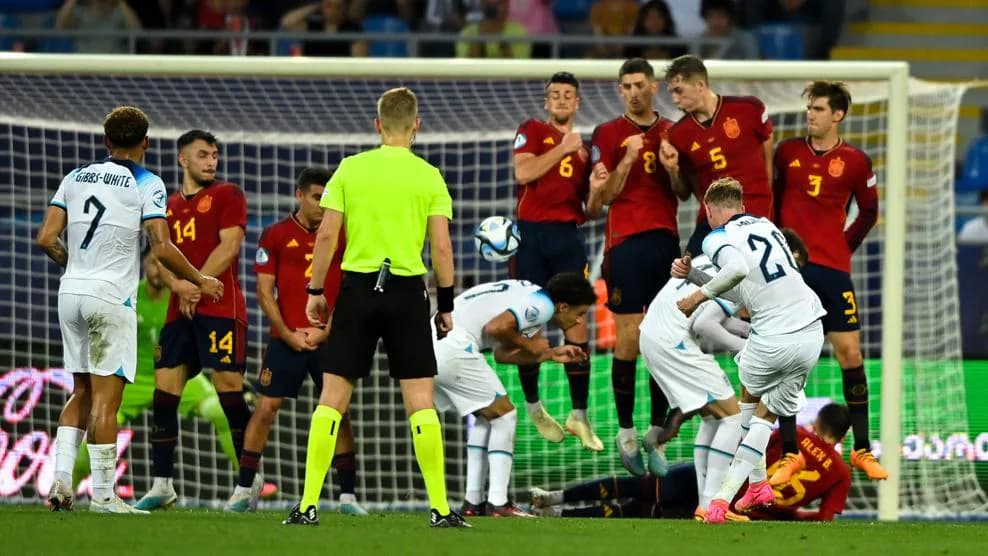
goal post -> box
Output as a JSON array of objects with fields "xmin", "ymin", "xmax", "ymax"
[{"xmin": 0, "ymin": 53, "xmax": 978, "ymax": 519}]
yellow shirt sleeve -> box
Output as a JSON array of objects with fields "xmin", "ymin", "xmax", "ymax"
[
  {"xmin": 320, "ymin": 159, "xmax": 345, "ymax": 212},
  {"xmin": 429, "ymin": 168, "xmax": 453, "ymax": 219}
]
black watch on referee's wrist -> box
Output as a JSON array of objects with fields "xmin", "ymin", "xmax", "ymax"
[{"xmin": 306, "ymin": 285, "xmax": 324, "ymax": 295}]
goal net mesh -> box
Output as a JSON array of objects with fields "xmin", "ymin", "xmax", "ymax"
[{"xmin": 0, "ymin": 66, "xmax": 982, "ymax": 517}]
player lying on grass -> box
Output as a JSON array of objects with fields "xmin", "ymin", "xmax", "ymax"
[
  {"xmin": 436, "ymin": 273, "xmax": 596, "ymax": 517},
  {"xmin": 530, "ymin": 403, "xmax": 852, "ymax": 522},
  {"xmin": 639, "ymin": 253, "xmax": 750, "ymax": 520}
]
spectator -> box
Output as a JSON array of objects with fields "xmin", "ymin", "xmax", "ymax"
[
  {"xmin": 699, "ymin": 0, "xmax": 758, "ymax": 59},
  {"xmin": 348, "ymin": 0, "xmax": 418, "ymax": 27},
  {"xmin": 55, "ymin": 0, "xmax": 142, "ymax": 54},
  {"xmin": 195, "ymin": 0, "xmax": 261, "ymax": 55},
  {"xmin": 419, "ymin": 0, "xmax": 483, "ymax": 57},
  {"xmin": 123, "ymin": 0, "xmax": 173, "ymax": 53},
  {"xmin": 959, "ymin": 189, "xmax": 988, "ymax": 244},
  {"xmin": 508, "ymin": 0, "xmax": 558, "ymax": 58},
  {"xmin": 421, "ymin": 0, "xmax": 483, "ymax": 32},
  {"xmin": 623, "ymin": 0, "xmax": 685, "ymax": 60},
  {"xmin": 742, "ymin": 0, "xmax": 845, "ymax": 59},
  {"xmin": 588, "ymin": 0, "xmax": 639, "ymax": 58},
  {"xmin": 281, "ymin": 0, "xmax": 367, "ymax": 56},
  {"xmin": 456, "ymin": 0, "xmax": 530, "ymax": 59}
]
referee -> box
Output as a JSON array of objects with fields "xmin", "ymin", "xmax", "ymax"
[{"xmin": 283, "ymin": 87, "xmax": 464, "ymax": 528}]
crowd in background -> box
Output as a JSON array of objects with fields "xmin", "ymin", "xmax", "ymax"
[{"xmin": 0, "ymin": 0, "xmax": 843, "ymax": 59}]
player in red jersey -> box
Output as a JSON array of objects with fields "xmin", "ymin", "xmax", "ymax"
[
  {"xmin": 137, "ymin": 130, "xmax": 251, "ymax": 510},
  {"xmin": 772, "ymin": 81, "xmax": 886, "ymax": 482},
  {"xmin": 511, "ymin": 71, "xmax": 603, "ymax": 451},
  {"xmin": 224, "ymin": 168, "xmax": 366, "ymax": 514},
  {"xmin": 659, "ymin": 54, "xmax": 775, "ymax": 256},
  {"xmin": 530, "ymin": 404, "xmax": 852, "ymax": 522},
  {"xmin": 590, "ymin": 58, "xmax": 684, "ymax": 477}
]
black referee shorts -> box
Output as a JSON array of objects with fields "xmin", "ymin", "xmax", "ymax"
[{"xmin": 324, "ymin": 271, "xmax": 437, "ymax": 381}]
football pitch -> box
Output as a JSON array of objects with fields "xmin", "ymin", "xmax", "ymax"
[{"xmin": 3, "ymin": 507, "xmax": 986, "ymax": 555}]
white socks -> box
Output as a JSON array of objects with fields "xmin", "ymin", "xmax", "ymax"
[
  {"xmin": 703, "ymin": 414, "xmax": 743, "ymax": 508},
  {"xmin": 465, "ymin": 416, "xmax": 491, "ymax": 505},
  {"xmin": 525, "ymin": 402, "xmax": 543, "ymax": 416},
  {"xmin": 54, "ymin": 426, "xmax": 85, "ymax": 487},
  {"xmin": 715, "ymin": 416, "xmax": 773, "ymax": 502},
  {"xmin": 89, "ymin": 443, "xmax": 117, "ymax": 502},
  {"xmin": 693, "ymin": 416, "xmax": 717, "ymax": 508},
  {"xmin": 487, "ymin": 410, "xmax": 517, "ymax": 506}
]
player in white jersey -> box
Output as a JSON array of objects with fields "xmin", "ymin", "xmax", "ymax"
[
  {"xmin": 671, "ymin": 177, "xmax": 825, "ymax": 524},
  {"xmin": 639, "ymin": 254, "xmax": 752, "ymax": 520},
  {"xmin": 36, "ymin": 106, "xmax": 223, "ymax": 514},
  {"xmin": 434, "ymin": 273, "xmax": 596, "ymax": 518}
]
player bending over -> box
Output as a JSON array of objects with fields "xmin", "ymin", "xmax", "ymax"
[
  {"xmin": 40, "ymin": 106, "xmax": 222, "ymax": 513},
  {"xmin": 673, "ymin": 177, "xmax": 825, "ymax": 524},
  {"xmin": 531, "ymin": 403, "xmax": 852, "ymax": 522},
  {"xmin": 640, "ymin": 254, "xmax": 751, "ymax": 520},
  {"xmin": 225, "ymin": 168, "xmax": 365, "ymax": 515},
  {"xmin": 436, "ymin": 273, "xmax": 596, "ymax": 517}
]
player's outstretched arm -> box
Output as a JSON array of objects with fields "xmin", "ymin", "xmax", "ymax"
[
  {"xmin": 428, "ymin": 214, "xmax": 455, "ymax": 339},
  {"xmin": 306, "ymin": 208, "xmax": 342, "ymax": 327},
  {"xmin": 144, "ymin": 219, "xmax": 223, "ymax": 300},
  {"xmin": 36, "ymin": 205, "xmax": 69, "ymax": 268}
]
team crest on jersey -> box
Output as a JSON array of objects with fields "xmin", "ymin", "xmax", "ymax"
[
  {"xmin": 828, "ymin": 157, "xmax": 845, "ymax": 178},
  {"xmin": 543, "ymin": 137, "xmax": 555, "ymax": 145},
  {"xmin": 255, "ymin": 248, "xmax": 269, "ymax": 265},
  {"xmin": 197, "ymin": 195, "xmax": 212, "ymax": 213},
  {"xmin": 690, "ymin": 141, "xmax": 701, "ymax": 152},
  {"xmin": 723, "ymin": 117, "xmax": 741, "ymax": 139},
  {"xmin": 524, "ymin": 306, "xmax": 540, "ymax": 323},
  {"xmin": 259, "ymin": 368, "xmax": 272, "ymax": 386},
  {"xmin": 287, "ymin": 239, "xmax": 299, "ymax": 248},
  {"xmin": 514, "ymin": 133, "xmax": 527, "ymax": 149},
  {"xmin": 789, "ymin": 159, "xmax": 801, "ymax": 168}
]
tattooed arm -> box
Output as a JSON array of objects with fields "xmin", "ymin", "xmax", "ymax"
[{"xmin": 36, "ymin": 205, "xmax": 69, "ymax": 268}]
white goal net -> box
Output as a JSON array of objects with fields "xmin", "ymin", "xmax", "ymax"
[{"xmin": 0, "ymin": 55, "xmax": 983, "ymax": 518}]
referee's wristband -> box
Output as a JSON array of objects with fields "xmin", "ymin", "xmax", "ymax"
[
  {"xmin": 437, "ymin": 285, "xmax": 455, "ymax": 313},
  {"xmin": 306, "ymin": 285, "xmax": 324, "ymax": 295}
]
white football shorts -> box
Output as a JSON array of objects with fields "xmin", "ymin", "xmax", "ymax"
[
  {"xmin": 58, "ymin": 293, "xmax": 137, "ymax": 383},
  {"xmin": 640, "ymin": 333, "xmax": 736, "ymax": 413},
  {"xmin": 736, "ymin": 320, "xmax": 824, "ymax": 417},
  {"xmin": 433, "ymin": 332, "xmax": 507, "ymax": 417}
]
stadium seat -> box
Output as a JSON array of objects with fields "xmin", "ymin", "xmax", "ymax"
[
  {"xmin": 0, "ymin": 13, "xmax": 20, "ymax": 51},
  {"xmin": 552, "ymin": 0, "xmax": 593, "ymax": 22},
  {"xmin": 362, "ymin": 16, "xmax": 409, "ymax": 58},
  {"xmin": 958, "ymin": 136, "xmax": 988, "ymax": 192},
  {"xmin": 38, "ymin": 14, "xmax": 73, "ymax": 53},
  {"xmin": 755, "ymin": 24, "xmax": 806, "ymax": 60}
]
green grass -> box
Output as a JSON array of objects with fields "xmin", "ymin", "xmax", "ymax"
[{"xmin": 3, "ymin": 507, "xmax": 987, "ymax": 556}]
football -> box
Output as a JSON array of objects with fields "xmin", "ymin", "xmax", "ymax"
[{"xmin": 474, "ymin": 216, "xmax": 521, "ymax": 263}]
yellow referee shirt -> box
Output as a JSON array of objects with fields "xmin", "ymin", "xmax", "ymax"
[{"xmin": 320, "ymin": 145, "xmax": 453, "ymax": 276}]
